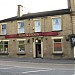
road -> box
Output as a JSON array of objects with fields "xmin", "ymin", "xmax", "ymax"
[{"xmin": 0, "ymin": 60, "xmax": 74, "ymax": 75}]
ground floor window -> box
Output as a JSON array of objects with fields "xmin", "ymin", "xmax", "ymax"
[
  {"xmin": 53, "ymin": 39, "xmax": 63, "ymax": 53},
  {"xmin": 0, "ymin": 41, "xmax": 8, "ymax": 53},
  {"xmin": 51, "ymin": 37, "xmax": 63, "ymax": 54},
  {"xmin": 18, "ymin": 41, "xmax": 25, "ymax": 53}
]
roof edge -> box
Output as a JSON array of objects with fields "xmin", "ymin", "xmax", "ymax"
[{"xmin": 0, "ymin": 8, "xmax": 70, "ymax": 23}]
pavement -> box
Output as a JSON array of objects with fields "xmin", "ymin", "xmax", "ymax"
[{"xmin": 0, "ymin": 57, "xmax": 75, "ymax": 64}]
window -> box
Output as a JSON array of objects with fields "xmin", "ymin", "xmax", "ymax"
[
  {"xmin": 0, "ymin": 41, "xmax": 8, "ymax": 53},
  {"xmin": 18, "ymin": 22, "xmax": 24, "ymax": 33},
  {"xmin": 35, "ymin": 20, "xmax": 41, "ymax": 32},
  {"xmin": 53, "ymin": 39, "xmax": 63, "ymax": 53},
  {"xmin": 2, "ymin": 24, "xmax": 6, "ymax": 35},
  {"xmin": 52, "ymin": 17, "xmax": 61, "ymax": 31},
  {"xmin": 18, "ymin": 41, "xmax": 25, "ymax": 53}
]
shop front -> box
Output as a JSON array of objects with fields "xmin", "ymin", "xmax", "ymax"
[{"xmin": 5, "ymin": 32, "xmax": 58, "ymax": 58}]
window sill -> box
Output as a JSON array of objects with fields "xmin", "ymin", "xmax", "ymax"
[
  {"xmin": 0, "ymin": 34, "xmax": 6, "ymax": 36},
  {"xmin": 52, "ymin": 52, "xmax": 63, "ymax": 55},
  {"xmin": 52, "ymin": 30, "xmax": 62, "ymax": 32},
  {"xmin": 0, "ymin": 53, "xmax": 9, "ymax": 55},
  {"xmin": 17, "ymin": 52, "xmax": 26, "ymax": 55}
]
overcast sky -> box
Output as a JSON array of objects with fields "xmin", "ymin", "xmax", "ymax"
[{"xmin": 0, "ymin": 0, "xmax": 68, "ymax": 20}]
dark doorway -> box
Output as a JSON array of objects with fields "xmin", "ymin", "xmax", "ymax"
[{"xmin": 35, "ymin": 40, "xmax": 41, "ymax": 58}]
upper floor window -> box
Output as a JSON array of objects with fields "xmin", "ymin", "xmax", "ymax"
[
  {"xmin": 35, "ymin": 20, "xmax": 41, "ymax": 32},
  {"xmin": 2, "ymin": 24, "xmax": 6, "ymax": 35},
  {"xmin": 52, "ymin": 17, "xmax": 61, "ymax": 31},
  {"xmin": 18, "ymin": 22, "xmax": 24, "ymax": 33}
]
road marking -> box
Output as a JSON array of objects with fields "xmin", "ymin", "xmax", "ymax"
[
  {"xmin": 0, "ymin": 67, "xmax": 13, "ymax": 69},
  {"xmin": 0, "ymin": 64, "xmax": 51, "ymax": 70},
  {"xmin": 22, "ymin": 69, "xmax": 52, "ymax": 74},
  {"xmin": 15, "ymin": 66, "xmax": 52, "ymax": 70}
]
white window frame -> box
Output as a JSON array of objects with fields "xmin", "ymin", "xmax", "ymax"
[
  {"xmin": 34, "ymin": 20, "xmax": 41, "ymax": 32},
  {"xmin": 0, "ymin": 40, "xmax": 9, "ymax": 53},
  {"xmin": 17, "ymin": 39, "xmax": 26, "ymax": 53},
  {"xmin": 1, "ymin": 23, "xmax": 7, "ymax": 35},
  {"xmin": 17, "ymin": 39, "xmax": 26, "ymax": 41},
  {"xmin": 17, "ymin": 21, "xmax": 25, "ymax": 33},
  {"xmin": 51, "ymin": 37, "xmax": 63, "ymax": 53},
  {"xmin": 51, "ymin": 16, "xmax": 62, "ymax": 31}
]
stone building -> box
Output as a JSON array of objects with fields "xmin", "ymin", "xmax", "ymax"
[{"xmin": 0, "ymin": 0, "xmax": 75, "ymax": 59}]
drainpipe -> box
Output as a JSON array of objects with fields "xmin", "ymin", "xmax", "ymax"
[{"xmin": 68, "ymin": 0, "xmax": 73, "ymax": 34}]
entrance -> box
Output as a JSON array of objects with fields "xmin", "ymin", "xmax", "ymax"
[{"xmin": 35, "ymin": 39, "xmax": 41, "ymax": 58}]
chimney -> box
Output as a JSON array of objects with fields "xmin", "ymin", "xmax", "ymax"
[
  {"xmin": 67, "ymin": 0, "xmax": 71, "ymax": 9},
  {"xmin": 17, "ymin": 5, "xmax": 23, "ymax": 17}
]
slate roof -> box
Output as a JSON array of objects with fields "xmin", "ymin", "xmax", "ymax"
[{"xmin": 0, "ymin": 9, "xmax": 71, "ymax": 23}]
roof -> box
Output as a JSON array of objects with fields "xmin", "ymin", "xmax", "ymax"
[{"xmin": 0, "ymin": 9, "xmax": 71, "ymax": 23}]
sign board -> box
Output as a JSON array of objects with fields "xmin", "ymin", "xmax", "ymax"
[
  {"xmin": 5, "ymin": 32, "xmax": 58, "ymax": 38},
  {"xmin": 69, "ymin": 35, "xmax": 75, "ymax": 47}
]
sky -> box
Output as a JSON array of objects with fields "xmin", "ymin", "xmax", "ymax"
[{"xmin": 0, "ymin": 0, "xmax": 68, "ymax": 20}]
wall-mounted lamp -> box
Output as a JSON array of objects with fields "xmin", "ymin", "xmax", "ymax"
[
  {"xmin": 13, "ymin": 40, "xmax": 15, "ymax": 42},
  {"xmin": 35, "ymin": 38, "xmax": 38, "ymax": 43},
  {"xmin": 36, "ymin": 39, "xmax": 38, "ymax": 43},
  {"xmin": 65, "ymin": 35, "xmax": 69, "ymax": 41},
  {"xmin": 27, "ymin": 39, "xmax": 30, "ymax": 43},
  {"xmin": 45, "ymin": 38, "xmax": 48, "ymax": 40},
  {"xmin": 32, "ymin": 38, "xmax": 34, "ymax": 42}
]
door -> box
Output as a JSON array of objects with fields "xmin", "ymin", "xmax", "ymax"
[{"xmin": 35, "ymin": 40, "xmax": 41, "ymax": 58}]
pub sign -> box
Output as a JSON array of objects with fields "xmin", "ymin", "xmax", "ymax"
[{"xmin": 69, "ymin": 35, "xmax": 75, "ymax": 47}]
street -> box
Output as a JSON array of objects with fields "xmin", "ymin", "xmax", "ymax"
[{"xmin": 0, "ymin": 60, "xmax": 74, "ymax": 75}]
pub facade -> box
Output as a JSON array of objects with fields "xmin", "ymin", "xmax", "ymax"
[{"xmin": 0, "ymin": 0, "xmax": 75, "ymax": 59}]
